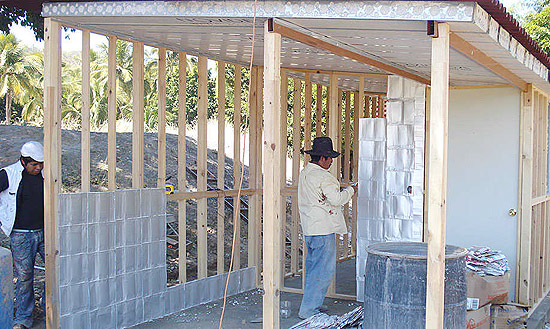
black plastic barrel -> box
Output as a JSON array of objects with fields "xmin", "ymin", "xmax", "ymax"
[{"xmin": 363, "ymin": 242, "xmax": 467, "ymax": 329}]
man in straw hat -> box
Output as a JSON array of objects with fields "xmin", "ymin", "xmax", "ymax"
[
  {"xmin": 297, "ymin": 136, "xmax": 357, "ymax": 319},
  {"xmin": 0, "ymin": 141, "xmax": 45, "ymax": 329}
]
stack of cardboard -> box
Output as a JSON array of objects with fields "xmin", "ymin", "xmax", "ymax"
[{"xmin": 466, "ymin": 247, "xmax": 515, "ymax": 329}]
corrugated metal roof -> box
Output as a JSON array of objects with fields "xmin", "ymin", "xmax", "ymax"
[{"xmin": 3, "ymin": 0, "xmax": 550, "ymax": 70}]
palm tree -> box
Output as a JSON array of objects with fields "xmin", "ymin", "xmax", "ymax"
[{"xmin": 0, "ymin": 33, "xmax": 37, "ymax": 124}]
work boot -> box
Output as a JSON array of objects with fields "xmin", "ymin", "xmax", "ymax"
[{"xmin": 13, "ymin": 324, "xmax": 28, "ymax": 329}]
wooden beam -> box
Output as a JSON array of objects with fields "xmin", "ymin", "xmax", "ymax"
[
  {"xmin": 255, "ymin": 67, "xmax": 264, "ymax": 285},
  {"xmin": 249, "ymin": 66, "xmax": 258, "ymax": 272},
  {"xmin": 304, "ymin": 73, "xmax": 312, "ymax": 163},
  {"xmin": 328, "ymin": 75, "xmax": 339, "ymax": 177},
  {"xmin": 343, "ymin": 91, "xmax": 352, "ymax": 258},
  {"xmin": 81, "ymin": 30, "xmax": 91, "ymax": 193},
  {"xmin": 352, "ymin": 89, "xmax": 361, "ymax": 255},
  {"xmin": 263, "ymin": 20, "xmax": 282, "ymax": 329},
  {"xmin": 280, "ymin": 70, "xmax": 288, "ymax": 287},
  {"xmin": 157, "ymin": 48, "xmax": 167, "ymax": 189},
  {"xmin": 449, "ymin": 33, "xmax": 528, "ymax": 92},
  {"xmin": 177, "ymin": 52, "xmax": 187, "ymax": 283},
  {"xmin": 270, "ymin": 19, "xmax": 430, "ymax": 86},
  {"xmin": 315, "ymin": 84, "xmax": 323, "ymax": 137},
  {"xmin": 291, "ymin": 78, "xmax": 301, "ymax": 274},
  {"xmin": 197, "ymin": 55, "xmax": 208, "ymax": 279},
  {"xmin": 44, "ymin": 18, "xmax": 62, "ymax": 329},
  {"xmin": 281, "ymin": 67, "xmax": 388, "ymax": 79},
  {"xmin": 132, "ymin": 42, "xmax": 145, "ymax": 188},
  {"xmin": 217, "ymin": 61, "xmax": 226, "ymax": 275},
  {"xmin": 233, "ymin": 64, "xmax": 242, "ymax": 271},
  {"xmin": 425, "ymin": 22, "xmax": 450, "ymax": 329},
  {"xmin": 107, "ymin": 36, "xmax": 117, "ymax": 190},
  {"xmin": 168, "ymin": 188, "xmax": 260, "ymax": 201}
]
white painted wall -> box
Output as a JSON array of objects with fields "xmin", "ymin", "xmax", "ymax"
[{"xmin": 446, "ymin": 87, "xmax": 520, "ymax": 300}]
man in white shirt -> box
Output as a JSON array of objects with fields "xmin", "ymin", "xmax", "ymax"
[{"xmin": 297, "ymin": 136, "xmax": 357, "ymax": 319}]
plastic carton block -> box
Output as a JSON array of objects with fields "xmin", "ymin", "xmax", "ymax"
[
  {"xmin": 88, "ymin": 192, "xmax": 114, "ymax": 224},
  {"xmin": 90, "ymin": 306, "xmax": 116, "ymax": 329},
  {"xmin": 89, "ymin": 279, "xmax": 115, "ymax": 310}
]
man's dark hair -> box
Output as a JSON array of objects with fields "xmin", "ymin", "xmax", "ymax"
[
  {"xmin": 310, "ymin": 155, "xmax": 322, "ymax": 163},
  {"xmin": 20, "ymin": 156, "xmax": 36, "ymax": 165}
]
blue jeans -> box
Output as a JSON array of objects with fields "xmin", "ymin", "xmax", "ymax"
[
  {"xmin": 299, "ymin": 233, "xmax": 336, "ymax": 319},
  {"xmin": 10, "ymin": 230, "xmax": 45, "ymax": 328}
]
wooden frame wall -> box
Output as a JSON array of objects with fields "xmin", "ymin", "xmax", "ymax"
[{"xmin": 517, "ymin": 85, "xmax": 550, "ymax": 306}]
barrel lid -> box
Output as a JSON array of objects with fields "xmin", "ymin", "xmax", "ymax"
[{"xmin": 366, "ymin": 242, "xmax": 467, "ymax": 260}]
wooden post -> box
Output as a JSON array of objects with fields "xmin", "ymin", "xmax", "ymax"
[
  {"xmin": 249, "ymin": 66, "xmax": 258, "ymax": 271},
  {"xmin": 132, "ymin": 42, "xmax": 145, "ymax": 188},
  {"xmin": 517, "ymin": 84, "xmax": 534, "ymax": 304},
  {"xmin": 217, "ymin": 61, "xmax": 226, "ymax": 275},
  {"xmin": 425, "ymin": 22, "xmax": 450, "ymax": 329},
  {"xmin": 43, "ymin": 18, "xmax": 61, "ymax": 329},
  {"xmin": 256, "ymin": 67, "xmax": 264, "ymax": 284},
  {"xmin": 328, "ymin": 75, "xmax": 339, "ymax": 177},
  {"xmin": 197, "ymin": 55, "xmax": 208, "ymax": 279},
  {"xmin": 316, "ymin": 84, "xmax": 323, "ymax": 137},
  {"xmin": 304, "ymin": 74, "xmax": 312, "ymax": 163},
  {"xmin": 107, "ymin": 36, "xmax": 117, "ymax": 190},
  {"xmin": 177, "ymin": 52, "xmax": 187, "ymax": 283},
  {"xmin": 279, "ymin": 71, "xmax": 288, "ymax": 287},
  {"xmin": 157, "ymin": 48, "xmax": 167, "ymax": 188},
  {"xmin": 233, "ymin": 64, "xmax": 242, "ymax": 270},
  {"xmin": 343, "ymin": 91, "xmax": 351, "ymax": 257},
  {"xmin": 81, "ymin": 30, "xmax": 91, "ymax": 192},
  {"xmin": 291, "ymin": 78, "xmax": 301, "ymax": 274},
  {"xmin": 263, "ymin": 20, "xmax": 282, "ymax": 329},
  {"xmin": 352, "ymin": 89, "xmax": 361, "ymax": 254}
]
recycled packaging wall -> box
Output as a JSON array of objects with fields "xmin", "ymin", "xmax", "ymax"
[
  {"xmin": 58, "ymin": 189, "xmax": 256, "ymax": 328},
  {"xmin": 356, "ymin": 76, "xmax": 426, "ymax": 301}
]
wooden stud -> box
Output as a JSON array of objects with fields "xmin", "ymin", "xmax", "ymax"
[
  {"xmin": 304, "ymin": 74, "xmax": 313, "ymax": 163},
  {"xmin": 43, "ymin": 18, "xmax": 62, "ymax": 329},
  {"xmin": 280, "ymin": 71, "xmax": 288, "ymax": 287},
  {"xmin": 328, "ymin": 75, "xmax": 339, "ymax": 176},
  {"xmin": 157, "ymin": 48, "xmax": 167, "ymax": 189},
  {"xmin": 132, "ymin": 42, "xmax": 145, "ymax": 188},
  {"xmin": 249, "ymin": 66, "xmax": 258, "ymax": 272},
  {"xmin": 423, "ymin": 86, "xmax": 431, "ymax": 243},
  {"xmin": 197, "ymin": 55, "xmax": 208, "ymax": 279},
  {"xmin": 107, "ymin": 36, "xmax": 117, "ymax": 190},
  {"xmin": 343, "ymin": 91, "xmax": 351, "ymax": 257},
  {"xmin": 217, "ymin": 61, "xmax": 226, "ymax": 275},
  {"xmin": 352, "ymin": 88, "xmax": 361, "ymax": 255},
  {"xmin": 291, "ymin": 78, "xmax": 301, "ymax": 274},
  {"xmin": 256, "ymin": 67, "xmax": 264, "ymax": 284},
  {"xmin": 316, "ymin": 84, "xmax": 323, "ymax": 137},
  {"xmin": 233, "ymin": 64, "xmax": 242, "ymax": 270},
  {"xmin": 81, "ymin": 30, "xmax": 91, "ymax": 193},
  {"xmin": 177, "ymin": 52, "xmax": 187, "ymax": 283},
  {"xmin": 263, "ymin": 21, "xmax": 282, "ymax": 328},
  {"xmin": 425, "ymin": 22, "xmax": 450, "ymax": 329}
]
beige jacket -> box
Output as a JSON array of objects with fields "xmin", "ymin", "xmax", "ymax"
[{"xmin": 298, "ymin": 163, "xmax": 355, "ymax": 236}]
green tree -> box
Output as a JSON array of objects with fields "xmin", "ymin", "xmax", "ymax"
[{"xmin": 524, "ymin": 0, "xmax": 550, "ymax": 55}]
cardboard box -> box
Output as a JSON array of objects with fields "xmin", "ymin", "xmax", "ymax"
[
  {"xmin": 490, "ymin": 304, "xmax": 528, "ymax": 329},
  {"xmin": 467, "ymin": 271, "xmax": 510, "ymax": 307},
  {"xmin": 467, "ymin": 303, "xmax": 491, "ymax": 329}
]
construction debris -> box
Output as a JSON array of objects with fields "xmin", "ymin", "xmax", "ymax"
[
  {"xmin": 289, "ymin": 306, "xmax": 364, "ymax": 329},
  {"xmin": 466, "ymin": 247, "xmax": 510, "ymax": 276}
]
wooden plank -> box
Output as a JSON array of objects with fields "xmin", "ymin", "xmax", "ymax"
[
  {"xmin": 336, "ymin": 90, "xmax": 343, "ymax": 261},
  {"xmin": 315, "ymin": 84, "xmax": 323, "ymax": 137},
  {"xmin": 197, "ymin": 55, "xmax": 208, "ymax": 279},
  {"xmin": 343, "ymin": 91, "xmax": 351, "ymax": 258},
  {"xmin": 157, "ymin": 48, "xmax": 167, "ymax": 188},
  {"xmin": 263, "ymin": 21, "xmax": 283, "ymax": 328},
  {"xmin": 352, "ymin": 88, "xmax": 361, "ymax": 255},
  {"xmin": 256, "ymin": 67, "xmax": 264, "ymax": 285},
  {"xmin": 423, "ymin": 86, "xmax": 431, "ymax": 242},
  {"xmin": 328, "ymin": 75, "xmax": 339, "ymax": 177},
  {"xmin": 168, "ymin": 188, "xmax": 260, "ymax": 201},
  {"xmin": 132, "ymin": 42, "xmax": 145, "ymax": 188},
  {"xmin": 249, "ymin": 66, "xmax": 258, "ymax": 272},
  {"xmin": 81, "ymin": 30, "xmax": 91, "ymax": 193},
  {"xmin": 217, "ymin": 61, "xmax": 226, "ymax": 275},
  {"xmin": 449, "ymin": 33, "xmax": 528, "ymax": 92},
  {"xmin": 177, "ymin": 52, "xmax": 187, "ymax": 283},
  {"xmin": 281, "ymin": 287, "xmax": 356, "ymax": 301},
  {"xmin": 43, "ymin": 18, "xmax": 62, "ymax": 329},
  {"xmin": 291, "ymin": 78, "xmax": 301, "ymax": 274},
  {"xmin": 107, "ymin": 36, "xmax": 117, "ymax": 190},
  {"xmin": 425, "ymin": 22, "xmax": 450, "ymax": 329},
  {"xmin": 270, "ymin": 19, "xmax": 430, "ymax": 85},
  {"xmin": 304, "ymin": 73, "xmax": 312, "ymax": 163},
  {"xmin": 233, "ymin": 64, "xmax": 242, "ymax": 271},
  {"xmin": 280, "ymin": 71, "xmax": 288, "ymax": 287}
]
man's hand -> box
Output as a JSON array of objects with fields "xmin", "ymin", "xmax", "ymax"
[{"xmin": 352, "ymin": 184, "xmax": 358, "ymax": 194}]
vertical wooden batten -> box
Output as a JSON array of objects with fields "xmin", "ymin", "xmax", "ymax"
[
  {"xmin": 157, "ymin": 48, "xmax": 167, "ymax": 189},
  {"xmin": 291, "ymin": 78, "xmax": 301, "ymax": 274},
  {"xmin": 249, "ymin": 66, "xmax": 258, "ymax": 272},
  {"xmin": 132, "ymin": 42, "xmax": 145, "ymax": 188},
  {"xmin": 217, "ymin": 61, "xmax": 226, "ymax": 275},
  {"xmin": 43, "ymin": 18, "xmax": 62, "ymax": 329},
  {"xmin": 197, "ymin": 55, "xmax": 208, "ymax": 279},
  {"xmin": 263, "ymin": 20, "xmax": 282, "ymax": 329},
  {"xmin": 233, "ymin": 64, "xmax": 242, "ymax": 270},
  {"xmin": 177, "ymin": 52, "xmax": 187, "ymax": 283},
  {"xmin": 81, "ymin": 30, "xmax": 91, "ymax": 192},
  {"xmin": 107, "ymin": 36, "xmax": 117, "ymax": 190},
  {"xmin": 279, "ymin": 71, "xmax": 288, "ymax": 287},
  {"xmin": 425, "ymin": 22, "xmax": 450, "ymax": 329}
]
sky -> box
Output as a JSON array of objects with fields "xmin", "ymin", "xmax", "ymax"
[{"xmin": 10, "ymin": 0, "xmax": 527, "ymax": 52}]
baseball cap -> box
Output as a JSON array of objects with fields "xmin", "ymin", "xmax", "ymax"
[{"xmin": 20, "ymin": 141, "xmax": 44, "ymax": 162}]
